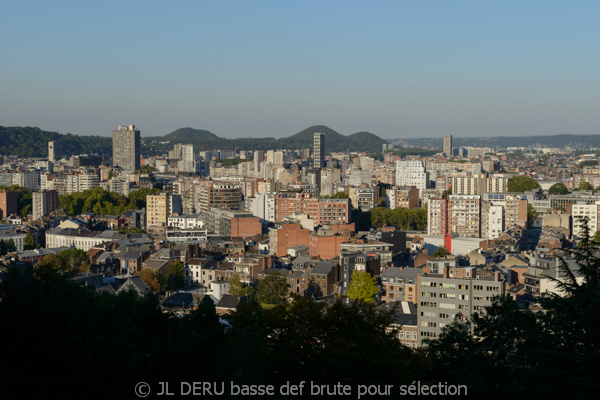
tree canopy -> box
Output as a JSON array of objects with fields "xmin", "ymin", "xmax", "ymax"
[
  {"xmin": 59, "ymin": 187, "xmax": 160, "ymax": 217},
  {"xmin": 371, "ymin": 206, "xmax": 427, "ymax": 231},
  {"xmin": 506, "ymin": 176, "xmax": 540, "ymax": 192},
  {"xmin": 347, "ymin": 271, "xmax": 379, "ymax": 304},
  {"xmin": 257, "ymin": 273, "xmax": 288, "ymax": 305},
  {"xmin": 432, "ymin": 246, "xmax": 451, "ymax": 258},
  {"xmin": 548, "ymin": 182, "xmax": 570, "ymax": 195}
]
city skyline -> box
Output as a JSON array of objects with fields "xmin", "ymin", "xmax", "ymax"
[{"xmin": 2, "ymin": 1, "xmax": 600, "ymax": 138}]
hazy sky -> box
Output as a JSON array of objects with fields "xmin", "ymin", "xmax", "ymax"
[{"xmin": 1, "ymin": 1, "xmax": 599, "ymax": 139}]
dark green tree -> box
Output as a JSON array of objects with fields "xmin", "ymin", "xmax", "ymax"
[
  {"xmin": 507, "ymin": 176, "xmax": 540, "ymax": 192},
  {"xmin": 58, "ymin": 248, "xmax": 90, "ymax": 272},
  {"xmin": 432, "ymin": 246, "xmax": 451, "ymax": 258},
  {"xmin": 24, "ymin": 233, "xmax": 36, "ymax": 250},
  {"xmin": 256, "ymin": 273, "xmax": 288, "ymax": 305},
  {"xmin": 548, "ymin": 182, "xmax": 570, "ymax": 195},
  {"xmin": 166, "ymin": 261, "xmax": 186, "ymax": 290},
  {"xmin": 228, "ymin": 273, "xmax": 247, "ymax": 296},
  {"xmin": 578, "ymin": 180, "xmax": 594, "ymax": 191},
  {"xmin": 527, "ymin": 204, "xmax": 539, "ymax": 227}
]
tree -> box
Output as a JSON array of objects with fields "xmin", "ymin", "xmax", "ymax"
[
  {"xmin": 579, "ymin": 160, "xmax": 598, "ymax": 169},
  {"xmin": 578, "ymin": 180, "xmax": 594, "ymax": 191},
  {"xmin": 593, "ymin": 230, "xmax": 600, "ymax": 245},
  {"xmin": 0, "ymin": 239, "xmax": 16, "ymax": 256},
  {"xmin": 347, "ymin": 271, "xmax": 379, "ymax": 304},
  {"xmin": 58, "ymin": 248, "xmax": 90, "ymax": 273},
  {"xmin": 548, "ymin": 182, "xmax": 570, "ymax": 195},
  {"xmin": 229, "ymin": 273, "xmax": 246, "ymax": 296},
  {"xmin": 7, "ymin": 239, "xmax": 16, "ymax": 253},
  {"xmin": 257, "ymin": 273, "xmax": 288, "ymax": 305},
  {"xmin": 33, "ymin": 253, "xmax": 68, "ymax": 278},
  {"xmin": 331, "ymin": 191, "xmax": 348, "ymax": 198},
  {"xmin": 527, "ymin": 204, "xmax": 539, "ymax": 227},
  {"xmin": 507, "ymin": 176, "xmax": 540, "ymax": 192},
  {"xmin": 432, "ymin": 246, "xmax": 450, "ymax": 258},
  {"xmin": 166, "ymin": 261, "xmax": 185, "ymax": 290},
  {"xmin": 24, "ymin": 233, "xmax": 36, "ymax": 250},
  {"xmin": 137, "ymin": 268, "xmax": 162, "ymax": 294}
]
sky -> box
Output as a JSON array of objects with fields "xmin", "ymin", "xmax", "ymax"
[{"xmin": 1, "ymin": 1, "xmax": 599, "ymax": 139}]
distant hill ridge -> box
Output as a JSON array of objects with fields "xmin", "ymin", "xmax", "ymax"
[
  {"xmin": 0, "ymin": 125, "xmax": 389, "ymax": 156},
  {"xmin": 400, "ymin": 134, "xmax": 600, "ymax": 149},
  {"xmin": 147, "ymin": 124, "xmax": 389, "ymax": 153}
]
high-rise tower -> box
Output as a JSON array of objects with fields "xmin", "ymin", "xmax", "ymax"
[
  {"xmin": 313, "ymin": 132, "xmax": 324, "ymax": 169},
  {"xmin": 443, "ymin": 134, "xmax": 453, "ymax": 157},
  {"xmin": 112, "ymin": 125, "xmax": 140, "ymax": 171}
]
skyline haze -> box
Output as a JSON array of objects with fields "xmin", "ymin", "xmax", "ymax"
[{"xmin": 1, "ymin": 1, "xmax": 599, "ymax": 138}]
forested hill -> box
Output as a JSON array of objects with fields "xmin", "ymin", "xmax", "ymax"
[
  {"xmin": 146, "ymin": 125, "xmax": 389, "ymax": 153},
  {"xmin": 0, "ymin": 126, "xmax": 112, "ymax": 157},
  {"xmin": 0, "ymin": 125, "xmax": 389, "ymax": 157}
]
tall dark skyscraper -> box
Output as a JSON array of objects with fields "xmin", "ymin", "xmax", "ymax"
[
  {"xmin": 313, "ymin": 132, "xmax": 324, "ymax": 169},
  {"xmin": 112, "ymin": 124, "xmax": 140, "ymax": 172}
]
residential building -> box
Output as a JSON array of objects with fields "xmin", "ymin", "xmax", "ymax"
[
  {"xmin": 32, "ymin": 190, "xmax": 59, "ymax": 221},
  {"xmin": 314, "ymin": 132, "xmax": 324, "ymax": 169},
  {"xmin": 418, "ymin": 267, "xmax": 505, "ymax": 346},
  {"xmin": 396, "ymin": 160, "xmax": 429, "ymax": 190},
  {"xmin": 0, "ymin": 190, "xmax": 18, "ymax": 219}
]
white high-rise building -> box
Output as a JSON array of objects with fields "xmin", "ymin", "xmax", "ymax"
[
  {"xmin": 396, "ymin": 160, "xmax": 429, "ymax": 191},
  {"xmin": 178, "ymin": 144, "xmax": 195, "ymax": 173},
  {"xmin": 314, "ymin": 132, "xmax": 324, "ymax": 169}
]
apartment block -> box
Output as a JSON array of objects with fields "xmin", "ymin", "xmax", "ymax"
[
  {"xmin": 275, "ymin": 193, "xmax": 351, "ymax": 225},
  {"xmin": 387, "ymin": 186, "xmax": 419, "ymax": 209},
  {"xmin": 418, "ymin": 268, "xmax": 505, "ymax": 346},
  {"xmin": 204, "ymin": 207, "xmax": 261, "ymax": 238},
  {"xmin": 449, "ymin": 195, "xmax": 481, "ymax": 237},
  {"xmin": 396, "ymin": 160, "xmax": 429, "ymax": 190},
  {"xmin": 0, "ymin": 190, "xmax": 18, "ymax": 219},
  {"xmin": 32, "ymin": 190, "xmax": 59, "ymax": 221}
]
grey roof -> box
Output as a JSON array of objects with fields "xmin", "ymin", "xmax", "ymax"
[
  {"xmin": 97, "ymin": 252, "xmax": 115, "ymax": 263},
  {"xmin": 18, "ymin": 248, "xmax": 59, "ymax": 258},
  {"xmin": 381, "ymin": 267, "xmax": 422, "ymax": 279},
  {"xmin": 118, "ymin": 250, "xmax": 142, "ymax": 260},
  {"xmin": 116, "ymin": 276, "xmax": 149, "ymax": 294},
  {"xmin": 311, "ymin": 260, "xmax": 336, "ymax": 275},
  {"xmin": 377, "ymin": 302, "xmax": 418, "ymax": 326},
  {"xmin": 216, "ymin": 294, "xmax": 243, "ymax": 309},
  {"xmin": 162, "ymin": 292, "xmax": 194, "ymax": 307},
  {"xmin": 96, "ymin": 283, "xmax": 117, "ymax": 294},
  {"xmin": 292, "ymin": 255, "xmax": 318, "ymax": 265}
]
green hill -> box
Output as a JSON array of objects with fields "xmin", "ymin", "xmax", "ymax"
[
  {"xmin": 0, "ymin": 124, "xmax": 390, "ymax": 157},
  {"xmin": 0, "ymin": 126, "xmax": 112, "ymax": 157},
  {"xmin": 148, "ymin": 125, "xmax": 388, "ymax": 153},
  {"xmin": 163, "ymin": 127, "xmax": 221, "ymax": 141}
]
